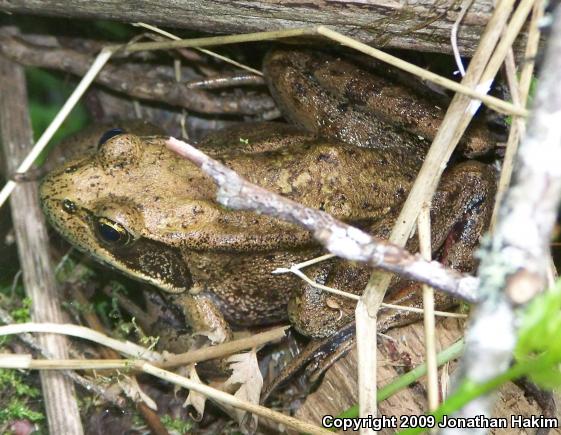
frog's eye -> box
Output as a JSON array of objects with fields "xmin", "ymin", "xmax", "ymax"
[
  {"xmin": 95, "ymin": 217, "xmax": 132, "ymax": 246},
  {"xmin": 98, "ymin": 128, "xmax": 126, "ymax": 147}
]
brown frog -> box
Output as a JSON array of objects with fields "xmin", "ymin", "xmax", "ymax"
[{"xmin": 39, "ymin": 48, "xmax": 496, "ymax": 351}]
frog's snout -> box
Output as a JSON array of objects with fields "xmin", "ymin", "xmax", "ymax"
[{"xmin": 39, "ymin": 172, "xmax": 61, "ymax": 215}]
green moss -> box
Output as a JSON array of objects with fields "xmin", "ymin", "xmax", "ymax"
[
  {"xmin": 0, "ymin": 369, "xmax": 44, "ymax": 429},
  {"xmin": 10, "ymin": 297, "xmax": 32, "ymax": 323},
  {"xmin": 161, "ymin": 415, "xmax": 193, "ymax": 434}
]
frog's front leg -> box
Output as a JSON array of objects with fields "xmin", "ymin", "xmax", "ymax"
[
  {"xmin": 168, "ymin": 290, "xmax": 233, "ymax": 345},
  {"xmin": 141, "ymin": 289, "xmax": 232, "ymax": 354}
]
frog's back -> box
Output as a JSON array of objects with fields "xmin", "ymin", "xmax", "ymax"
[{"xmin": 200, "ymin": 123, "xmax": 420, "ymax": 227}]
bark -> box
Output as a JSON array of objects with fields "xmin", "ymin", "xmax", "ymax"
[
  {"xmin": 0, "ymin": 54, "xmax": 84, "ymax": 434},
  {"xmin": 0, "ymin": 0, "xmax": 527, "ymax": 55}
]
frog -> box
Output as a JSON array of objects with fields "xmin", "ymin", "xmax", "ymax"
[{"xmin": 39, "ymin": 48, "xmax": 496, "ymax": 353}]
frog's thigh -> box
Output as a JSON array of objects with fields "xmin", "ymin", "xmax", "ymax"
[
  {"xmin": 169, "ymin": 292, "xmax": 233, "ymax": 344},
  {"xmin": 432, "ymin": 161, "xmax": 496, "ymax": 271}
]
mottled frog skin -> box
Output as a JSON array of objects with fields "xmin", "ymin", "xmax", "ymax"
[{"xmin": 40, "ymin": 49, "xmax": 496, "ymax": 348}]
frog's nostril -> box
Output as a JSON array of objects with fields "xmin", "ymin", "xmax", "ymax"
[{"xmin": 61, "ymin": 199, "xmax": 77, "ymax": 214}]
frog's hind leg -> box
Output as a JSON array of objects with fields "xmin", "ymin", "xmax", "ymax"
[
  {"xmin": 272, "ymin": 161, "xmax": 496, "ymax": 399},
  {"xmin": 429, "ymin": 160, "xmax": 496, "ymax": 272},
  {"xmin": 379, "ymin": 160, "xmax": 497, "ymax": 327},
  {"xmin": 261, "ymin": 321, "xmax": 355, "ymax": 404},
  {"xmin": 287, "ymin": 259, "xmax": 368, "ymax": 339}
]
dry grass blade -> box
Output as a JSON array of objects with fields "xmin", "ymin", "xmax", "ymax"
[
  {"xmin": 418, "ymin": 204, "xmax": 439, "ymax": 411},
  {"xmin": 0, "ymin": 322, "xmax": 289, "ymax": 367},
  {"xmin": 115, "ymin": 27, "xmax": 320, "ymax": 53},
  {"xmin": 0, "ymin": 48, "xmax": 112, "ymax": 209},
  {"xmin": 134, "ymin": 22, "xmax": 263, "ymax": 76},
  {"xmin": 491, "ymin": 0, "xmax": 544, "ymax": 229},
  {"xmin": 0, "ymin": 323, "xmax": 161, "ymax": 360},
  {"xmin": 160, "ymin": 326, "xmax": 289, "ymax": 368}
]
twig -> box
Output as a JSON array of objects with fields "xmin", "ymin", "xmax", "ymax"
[
  {"xmin": 450, "ymin": 0, "xmax": 474, "ymax": 77},
  {"xmin": 159, "ymin": 326, "xmax": 289, "ymax": 368},
  {"xmin": 275, "ymin": 266, "xmax": 466, "ymax": 318},
  {"xmin": 491, "ymin": 50, "xmax": 523, "ymax": 231},
  {"xmin": 166, "ymin": 136, "xmax": 481, "ymax": 303},
  {"xmin": 518, "ymin": 0, "xmax": 543, "ymax": 103},
  {"xmin": 277, "ymin": 253, "xmax": 336, "ymax": 271},
  {"xmin": 442, "ymin": 4, "xmax": 561, "ymax": 431},
  {"xmin": 0, "ymin": 33, "xmax": 274, "ymax": 115}
]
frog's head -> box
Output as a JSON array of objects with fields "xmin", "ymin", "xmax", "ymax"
[{"xmin": 40, "ymin": 128, "xmax": 207, "ymax": 294}]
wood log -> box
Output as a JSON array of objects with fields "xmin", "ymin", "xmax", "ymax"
[
  {"xmin": 0, "ymin": 52, "xmax": 84, "ymax": 434},
  {"xmin": 0, "ymin": 0, "xmax": 527, "ymax": 55},
  {"xmin": 295, "ymin": 318, "xmax": 552, "ymax": 434}
]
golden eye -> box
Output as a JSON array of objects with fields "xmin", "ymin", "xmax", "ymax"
[{"xmin": 95, "ymin": 217, "xmax": 132, "ymax": 246}]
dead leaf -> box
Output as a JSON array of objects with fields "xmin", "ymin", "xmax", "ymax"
[
  {"xmin": 182, "ymin": 364, "xmax": 206, "ymax": 421},
  {"xmin": 119, "ymin": 376, "xmax": 157, "ymax": 411},
  {"xmin": 193, "ymin": 328, "xmax": 229, "ymax": 344},
  {"xmin": 225, "ymin": 349, "xmax": 263, "ymax": 433}
]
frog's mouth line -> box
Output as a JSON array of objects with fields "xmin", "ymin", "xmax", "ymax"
[{"xmin": 43, "ymin": 199, "xmax": 192, "ymax": 294}]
